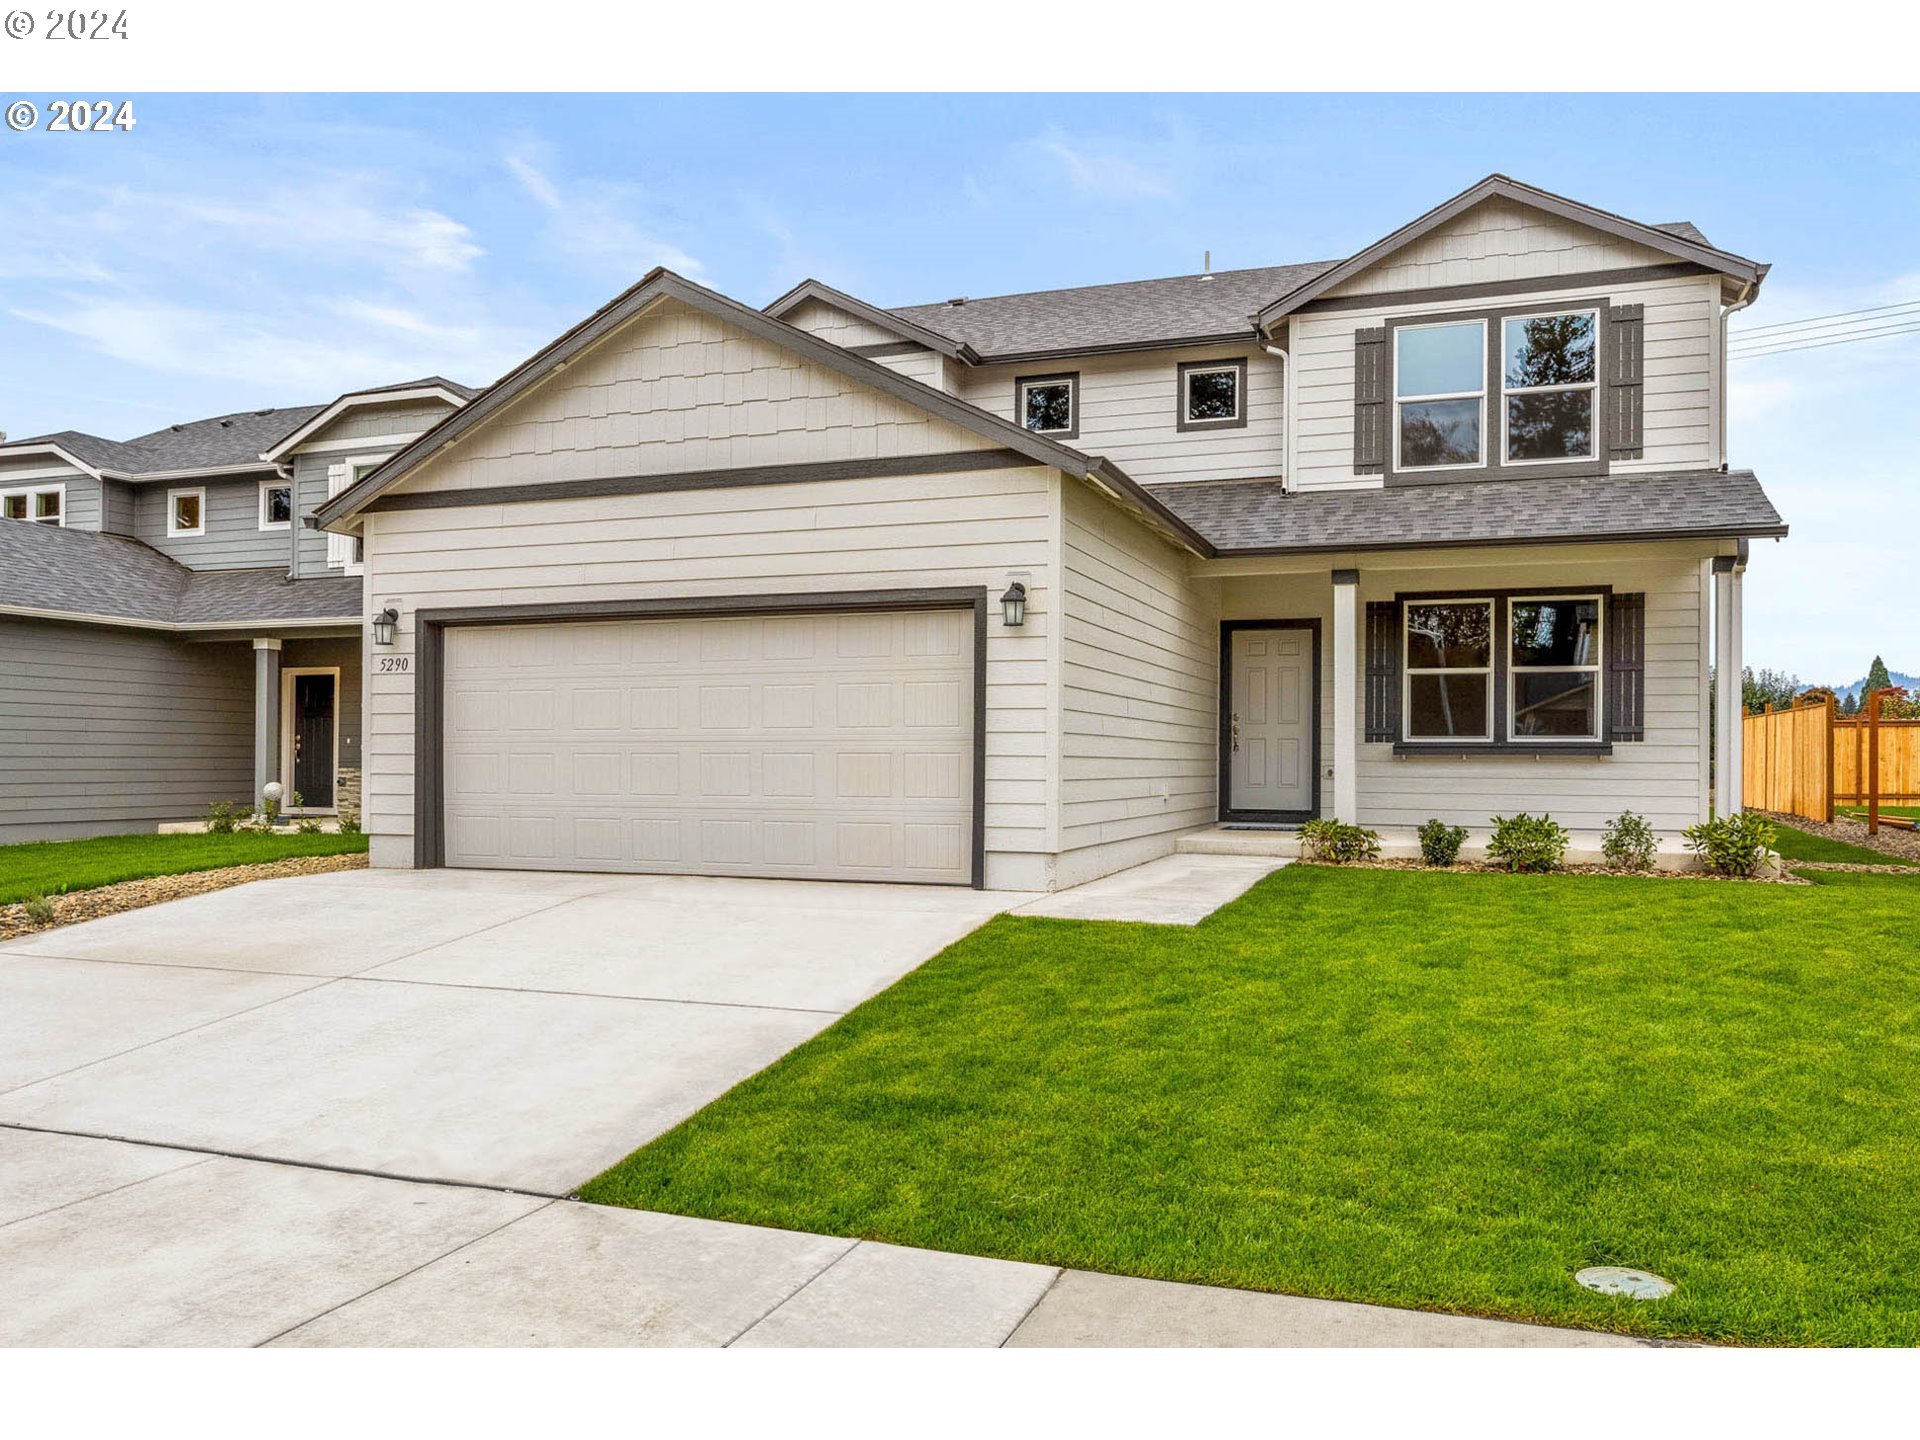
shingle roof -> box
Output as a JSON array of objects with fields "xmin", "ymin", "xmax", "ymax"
[
  {"xmin": 0, "ymin": 519, "xmax": 361, "ymax": 627},
  {"xmin": 888, "ymin": 261, "xmax": 1338, "ymax": 360},
  {"xmin": 1145, "ymin": 469, "xmax": 1786, "ymax": 556}
]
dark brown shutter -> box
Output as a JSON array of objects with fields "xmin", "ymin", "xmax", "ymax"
[
  {"xmin": 1353, "ymin": 327, "xmax": 1388, "ymax": 474},
  {"xmin": 1607, "ymin": 591, "xmax": 1646, "ymax": 741},
  {"xmin": 1365, "ymin": 600, "xmax": 1401, "ymax": 742},
  {"xmin": 1605, "ymin": 304, "xmax": 1644, "ymax": 461}
]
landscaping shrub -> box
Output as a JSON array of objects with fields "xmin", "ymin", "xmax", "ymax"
[
  {"xmin": 1683, "ymin": 813, "xmax": 1777, "ymax": 878},
  {"xmin": 1417, "ymin": 819, "xmax": 1467, "ymax": 866},
  {"xmin": 1485, "ymin": 813, "xmax": 1569, "ymax": 873},
  {"xmin": 203, "ymin": 800, "xmax": 244, "ymax": 835},
  {"xmin": 1601, "ymin": 811, "xmax": 1659, "ymax": 872},
  {"xmin": 337, "ymin": 808, "xmax": 363, "ymax": 836},
  {"xmin": 294, "ymin": 815, "xmax": 323, "ymax": 836},
  {"xmin": 1299, "ymin": 818, "xmax": 1382, "ymax": 864},
  {"xmin": 21, "ymin": 893, "xmax": 55, "ymax": 925}
]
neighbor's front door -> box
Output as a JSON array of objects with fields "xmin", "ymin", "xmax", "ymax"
[
  {"xmin": 1228, "ymin": 625, "xmax": 1314, "ymax": 817},
  {"xmin": 291, "ymin": 672, "xmax": 336, "ymax": 809}
]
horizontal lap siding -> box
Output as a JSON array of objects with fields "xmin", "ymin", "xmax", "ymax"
[
  {"xmin": 0, "ymin": 458, "xmax": 98, "ymax": 530},
  {"xmin": 0, "ymin": 619, "xmax": 253, "ymax": 841},
  {"xmin": 289, "ymin": 399, "xmax": 455, "ymax": 577},
  {"xmin": 363, "ymin": 466, "xmax": 1057, "ymax": 856},
  {"xmin": 134, "ymin": 474, "xmax": 289, "ymax": 570},
  {"xmin": 1217, "ymin": 547, "xmax": 1710, "ymax": 833},
  {"xmin": 1060, "ymin": 480, "xmax": 1216, "ymax": 852},
  {"xmin": 956, "ymin": 346, "xmax": 1285, "ymax": 486}
]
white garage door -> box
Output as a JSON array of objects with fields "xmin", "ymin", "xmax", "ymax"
[{"xmin": 440, "ymin": 608, "xmax": 976, "ymax": 884}]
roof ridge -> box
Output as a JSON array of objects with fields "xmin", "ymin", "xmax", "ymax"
[{"xmin": 890, "ymin": 258, "xmax": 1340, "ymax": 313}]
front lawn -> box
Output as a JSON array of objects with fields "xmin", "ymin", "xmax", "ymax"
[
  {"xmin": 0, "ymin": 830, "xmax": 370, "ymax": 904},
  {"xmin": 583, "ymin": 865, "xmax": 1920, "ymax": 1346}
]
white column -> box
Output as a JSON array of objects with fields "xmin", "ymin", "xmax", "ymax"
[
  {"xmin": 1727, "ymin": 560, "xmax": 1745, "ymax": 813},
  {"xmin": 1713, "ymin": 556, "xmax": 1745, "ymax": 816},
  {"xmin": 1331, "ymin": 569, "xmax": 1359, "ymax": 824},
  {"xmin": 252, "ymin": 637, "xmax": 283, "ymax": 812}
]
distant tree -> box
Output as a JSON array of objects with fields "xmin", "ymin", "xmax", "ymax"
[
  {"xmin": 1741, "ymin": 666, "xmax": 1803, "ymax": 715},
  {"xmin": 1864, "ymin": 655, "xmax": 1894, "ymax": 697},
  {"xmin": 1841, "ymin": 691, "xmax": 1861, "ymax": 716}
]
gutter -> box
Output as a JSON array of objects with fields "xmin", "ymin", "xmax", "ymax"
[{"xmin": 0, "ymin": 603, "xmax": 362, "ymax": 634}]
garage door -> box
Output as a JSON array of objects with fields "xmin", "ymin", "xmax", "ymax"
[{"xmin": 440, "ymin": 608, "xmax": 976, "ymax": 884}]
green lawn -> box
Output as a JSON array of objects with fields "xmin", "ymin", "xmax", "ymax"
[
  {"xmin": 583, "ymin": 865, "xmax": 1920, "ymax": 1346},
  {"xmin": 0, "ymin": 830, "xmax": 369, "ymax": 905},
  {"xmin": 1769, "ymin": 821, "xmax": 1920, "ymax": 867}
]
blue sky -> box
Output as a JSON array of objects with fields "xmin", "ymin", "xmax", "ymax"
[{"xmin": 3, "ymin": 93, "xmax": 1915, "ymax": 681}]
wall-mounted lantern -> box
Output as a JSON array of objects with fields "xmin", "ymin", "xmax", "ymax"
[
  {"xmin": 372, "ymin": 606, "xmax": 399, "ymax": 646},
  {"xmin": 1000, "ymin": 581, "xmax": 1028, "ymax": 628}
]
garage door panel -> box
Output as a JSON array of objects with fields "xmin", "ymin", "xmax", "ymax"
[{"xmin": 442, "ymin": 608, "xmax": 974, "ymax": 884}]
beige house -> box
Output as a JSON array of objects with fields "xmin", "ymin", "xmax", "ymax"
[{"xmin": 289, "ymin": 174, "xmax": 1783, "ymax": 889}]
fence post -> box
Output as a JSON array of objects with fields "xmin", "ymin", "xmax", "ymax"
[
  {"xmin": 1825, "ymin": 692, "xmax": 1837, "ymax": 823},
  {"xmin": 1868, "ymin": 688, "xmax": 1884, "ymax": 835}
]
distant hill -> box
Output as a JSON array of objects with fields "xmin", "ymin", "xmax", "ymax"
[{"xmin": 1825, "ymin": 670, "xmax": 1920, "ymax": 701}]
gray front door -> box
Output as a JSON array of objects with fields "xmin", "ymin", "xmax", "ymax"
[{"xmin": 1227, "ymin": 625, "xmax": 1314, "ymax": 817}]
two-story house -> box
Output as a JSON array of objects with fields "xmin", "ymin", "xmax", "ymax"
[{"xmin": 4, "ymin": 175, "xmax": 1784, "ymax": 886}]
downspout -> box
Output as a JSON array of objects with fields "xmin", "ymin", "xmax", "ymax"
[
  {"xmin": 1259, "ymin": 325, "xmax": 1293, "ymax": 493},
  {"xmin": 1717, "ymin": 276, "xmax": 1760, "ymax": 471},
  {"xmin": 275, "ymin": 460, "xmax": 298, "ymax": 580}
]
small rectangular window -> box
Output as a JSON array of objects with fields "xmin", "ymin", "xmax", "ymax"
[
  {"xmin": 1015, "ymin": 373, "xmax": 1078, "ymax": 439},
  {"xmin": 1503, "ymin": 311, "xmax": 1598, "ymax": 462},
  {"xmin": 1177, "ymin": 358, "xmax": 1248, "ymax": 431},
  {"xmin": 0, "ymin": 495, "xmax": 23, "ymax": 521},
  {"xmin": 2, "ymin": 487, "xmax": 66, "ymax": 525},
  {"xmin": 1404, "ymin": 600, "xmax": 1493, "ymax": 741},
  {"xmin": 34, "ymin": 490, "xmax": 60, "ymax": 523},
  {"xmin": 1395, "ymin": 320, "xmax": 1485, "ymax": 470},
  {"xmin": 168, "ymin": 487, "xmax": 205, "ymax": 538},
  {"xmin": 260, "ymin": 481, "xmax": 293, "ymax": 530}
]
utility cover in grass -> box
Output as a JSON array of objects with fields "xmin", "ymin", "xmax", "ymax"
[{"xmin": 1576, "ymin": 1267, "xmax": 1675, "ymax": 1300}]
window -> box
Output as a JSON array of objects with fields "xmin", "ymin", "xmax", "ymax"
[
  {"xmin": 1394, "ymin": 320, "xmax": 1485, "ymax": 470},
  {"xmin": 259, "ymin": 480, "xmax": 293, "ymax": 531},
  {"xmin": 1503, "ymin": 311, "xmax": 1598, "ymax": 462},
  {"xmin": 1015, "ymin": 373, "xmax": 1078, "ymax": 439},
  {"xmin": 1509, "ymin": 596, "xmax": 1602, "ymax": 740},
  {"xmin": 167, "ymin": 487, "xmax": 206, "ymax": 537},
  {"xmin": 1403, "ymin": 600, "xmax": 1493, "ymax": 740},
  {"xmin": 1, "ymin": 485, "xmax": 64, "ymax": 525},
  {"xmin": 1177, "ymin": 358, "xmax": 1248, "ymax": 431}
]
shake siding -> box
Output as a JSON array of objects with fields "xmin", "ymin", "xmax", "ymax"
[
  {"xmin": 0, "ymin": 618, "xmax": 253, "ymax": 841},
  {"xmin": 310, "ymin": 398, "xmax": 457, "ymax": 445},
  {"xmin": 403, "ymin": 298, "xmax": 993, "ymax": 496},
  {"xmin": 361, "ymin": 465, "xmax": 1058, "ymax": 867},
  {"xmin": 781, "ymin": 297, "xmax": 915, "ymax": 350},
  {"xmin": 1059, "ymin": 480, "xmax": 1217, "ymax": 854},
  {"xmin": 1215, "ymin": 545, "xmax": 1711, "ymax": 833},
  {"xmin": 133, "ymin": 474, "xmax": 290, "ymax": 570},
  {"xmin": 1290, "ymin": 272, "xmax": 1719, "ymax": 490},
  {"xmin": 955, "ymin": 346, "xmax": 1286, "ymax": 485}
]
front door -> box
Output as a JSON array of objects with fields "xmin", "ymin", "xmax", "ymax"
[
  {"xmin": 1226, "ymin": 624, "xmax": 1316, "ymax": 819},
  {"xmin": 291, "ymin": 672, "xmax": 337, "ymax": 810}
]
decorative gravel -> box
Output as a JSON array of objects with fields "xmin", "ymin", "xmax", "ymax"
[
  {"xmin": 1756, "ymin": 811, "xmax": 1920, "ymax": 863},
  {"xmin": 0, "ymin": 852, "xmax": 368, "ymax": 942}
]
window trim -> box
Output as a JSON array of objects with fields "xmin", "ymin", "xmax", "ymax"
[
  {"xmin": 1, "ymin": 482, "xmax": 66, "ymax": 526},
  {"xmin": 1505, "ymin": 593, "xmax": 1604, "ymax": 744},
  {"xmin": 330, "ymin": 456, "xmax": 383, "ymax": 576},
  {"xmin": 1499, "ymin": 307, "xmax": 1601, "ymax": 468},
  {"xmin": 258, "ymin": 479, "xmax": 293, "ymax": 532},
  {"xmin": 1176, "ymin": 356, "xmax": 1249, "ymax": 432},
  {"xmin": 1390, "ymin": 584, "xmax": 1615, "ymax": 756},
  {"xmin": 1383, "ymin": 299, "xmax": 1610, "ymax": 487},
  {"xmin": 166, "ymin": 486, "xmax": 207, "ymax": 539},
  {"xmin": 1013, "ymin": 371, "xmax": 1080, "ymax": 441},
  {"xmin": 1391, "ymin": 318, "xmax": 1488, "ymax": 474},
  {"xmin": 1401, "ymin": 597, "xmax": 1495, "ymax": 743}
]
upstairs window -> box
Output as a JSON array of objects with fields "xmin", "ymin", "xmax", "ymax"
[
  {"xmin": 259, "ymin": 481, "xmax": 293, "ymax": 531},
  {"xmin": 1502, "ymin": 311, "xmax": 1598, "ymax": 462},
  {"xmin": 1016, "ymin": 373, "xmax": 1078, "ymax": 439},
  {"xmin": 1394, "ymin": 320, "xmax": 1485, "ymax": 470},
  {"xmin": 1178, "ymin": 358, "xmax": 1248, "ymax": 431},
  {"xmin": 1, "ymin": 486, "xmax": 64, "ymax": 525},
  {"xmin": 168, "ymin": 487, "xmax": 206, "ymax": 538}
]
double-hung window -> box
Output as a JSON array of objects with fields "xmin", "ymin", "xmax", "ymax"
[
  {"xmin": 1502, "ymin": 310, "xmax": 1598, "ymax": 462},
  {"xmin": 1394, "ymin": 321, "xmax": 1485, "ymax": 470},
  {"xmin": 1399, "ymin": 592, "xmax": 1605, "ymax": 745},
  {"xmin": 1403, "ymin": 600, "xmax": 1493, "ymax": 740},
  {"xmin": 1508, "ymin": 596, "xmax": 1602, "ymax": 740},
  {"xmin": 1, "ymin": 485, "xmax": 64, "ymax": 525}
]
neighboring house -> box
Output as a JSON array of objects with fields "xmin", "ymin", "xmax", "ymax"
[
  {"xmin": 0, "ymin": 380, "xmax": 474, "ymax": 841},
  {"xmin": 8, "ymin": 174, "xmax": 1785, "ymax": 887}
]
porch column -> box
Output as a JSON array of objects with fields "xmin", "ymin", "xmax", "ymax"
[
  {"xmin": 1331, "ymin": 568, "xmax": 1359, "ymax": 824},
  {"xmin": 1713, "ymin": 553, "xmax": 1746, "ymax": 815},
  {"xmin": 252, "ymin": 638, "xmax": 282, "ymax": 812}
]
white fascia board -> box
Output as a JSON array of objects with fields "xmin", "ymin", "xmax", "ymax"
[
  {"xmin": 0, "ymin": 443, "xmax": 102, "ymax": 480},
  {"xmin": 259, "ymin": 386, "xmax": 469, "ymax": 462}
]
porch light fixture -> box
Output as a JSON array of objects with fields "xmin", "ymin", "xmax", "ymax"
[
  {"xmin": 1000, "ymin": 581, "xmax": 1027, "ymax": 628},
  {"xmin": 372, "ymin": 606, "xmax": 399, "ymax": 646}
]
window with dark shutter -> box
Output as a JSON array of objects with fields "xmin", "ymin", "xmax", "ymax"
[
  {"xmin": 1607, "ymin": 591, "xmax": 1646, "ymax": 740},
  {"xmin": 1364, "ymin": 599, "xmax": 1401, "ymax": 742},
  {"xmin": 1605, "ymin": 304, "xmax": 1645, "ymax": 461},
  {"xmin": 1353, "ymin": 327, "xmax": 1388, "ymax": 474}
]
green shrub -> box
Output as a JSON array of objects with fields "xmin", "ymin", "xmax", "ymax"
[
  {"xmin": 1683, "ymin": 813, "xmax": 1777, "ymax": 878},
  {"xmin": 1485, "ymin": 813, "xmax": 1570, "ymax": 873},
  {"xmin": 203, "ymin": 800, "xmax": 244, "ymax": 835},
  {"xmin": 1602, "ymin": 811, "xmax": 1659, "ymax": 872},
  {"xmin": 336, "ymin": 808, "xmax": 363, "ymax": 836},
  {"xmin": 21, "ymin": 893, "xmax": 56, "ymax": 925},
  {"xmin": 1299, "ymin": 818, "xmax": 1382, "ymax": 864},
  {"xmin": 1417, "ymin": 819, "xmax": 1467, "ymax": 867},
  {"xmin": 294, "ymin": 815, "xmax": 323, "ymax": 836}
]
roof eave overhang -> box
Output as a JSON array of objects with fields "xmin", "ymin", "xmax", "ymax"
[
  {"xmin": 763, "ymin": 279, "xmax": 982, "ymax": 364},
  {"xmin": 102, "ymin": 462, "xmax": 283, "ymax": 483},
  {"xmin": 0, "ymin": 442, "xmax": 104, "ymax": 480},
  {"xmin": 1205, "ymin": 520, "xmax": 1789, "ymax": 562},
  {"xmin": 259, "ymin": 385, "xmax": 470, "ymax": 463},
  {"xmin": 0, "ymin": 603, "xmax": 362, "ymax": 633}
]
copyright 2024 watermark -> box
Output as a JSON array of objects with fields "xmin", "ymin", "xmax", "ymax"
[
  {"xmin": 5, "ymin": 9, "xmax": 130, "ymax": 40},
  {"xmin": 6, "ymin": 99, "xmax": 136, "ymax": 131}
]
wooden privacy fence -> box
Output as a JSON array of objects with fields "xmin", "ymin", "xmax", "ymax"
[{"xmin": 1744, "ymin": 689, "xmax": 1920, "ymax": 826}]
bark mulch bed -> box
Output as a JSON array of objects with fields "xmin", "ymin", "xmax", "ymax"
[
  {"xmin": 1756, "ymin": 810, "xmax": 1920, "ymax": 864},
  {"xmin": 0, "ymin": 852, "xmax": 369, "ymax": 942},
  {"xmin": 1294, "ymin": 857, "xmax": 1804, "ymax": 884}
]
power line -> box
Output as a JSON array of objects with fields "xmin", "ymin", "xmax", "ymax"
[
  {"xmin": 1731, "ymin": 296, "xmax": 1920, "ymax": 338},
  {"xmin": 1731, "ymin": 319, "xmax": 1920, "ymax": 360},
  {"xmin": 1731, "ymin": 316, "xmax": 1920, "ymax": 353}
]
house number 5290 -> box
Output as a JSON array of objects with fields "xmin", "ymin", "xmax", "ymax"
[{"xmin": 377, "ymin": 656, "xmax": 412, "ymax": 674}]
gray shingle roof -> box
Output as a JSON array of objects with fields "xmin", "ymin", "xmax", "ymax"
[
  {"xmin": 1145, "ymin": 469, "xmax": 1785, "ymax": 555},
  {"xmin": 0, "ymin": 519, "xmax": 361, "ymax": 627},
  {"xmin": 889, "ymin": 261, "xmax": 1337, "ymax": 360}
]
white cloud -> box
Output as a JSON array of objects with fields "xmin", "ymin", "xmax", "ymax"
[
  {"xmin": 1025, "ymin": 126, "xmax": 1177, "ymax": 200},
  {"xmin": 504, "ymin": 144, "xmax": 702, "ymax": 281}
]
